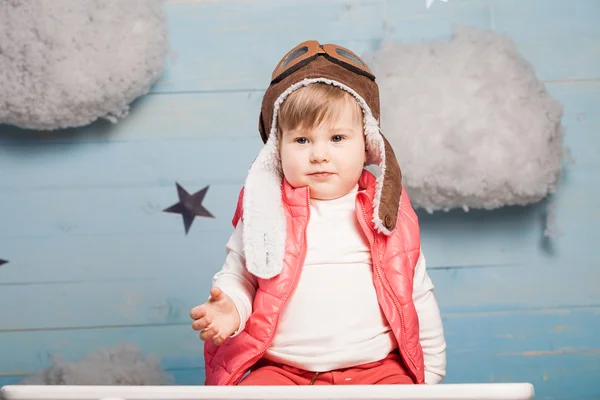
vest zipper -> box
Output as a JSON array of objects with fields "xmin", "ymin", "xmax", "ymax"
[
  {"xmin": 357, "ymin": 194, "xmax": 419, "ymax": 382},
  {"xmin": 309, "ymin": 372, "xmax": 320, "ymax": 385},
  {"xmin": 225, "ymin": 189, "xmax": 311, "ymax": 385}
]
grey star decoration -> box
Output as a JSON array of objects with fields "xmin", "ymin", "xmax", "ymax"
[{"xmin": 163, "ymin": 183, "xmax": 215, "ymax": 234}]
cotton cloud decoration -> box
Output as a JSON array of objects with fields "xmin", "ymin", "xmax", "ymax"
[
  {"xmin": 364, "ymin": 27, "xmax": 564, "ymax": 212},
  {"xmin": 0, "ymin": 0, "xmax": 168, "ymax": 131},
  {"xmin": 19, "ymin": 343, "xmax": 172, "ymax": 385}
]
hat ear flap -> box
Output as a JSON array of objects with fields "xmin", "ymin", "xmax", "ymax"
[
  {"xmin": 258, "ymin": 111, "xmax": 268, "ymax": 144},
  {"xmin": 378, "ymin": 133, "xmax": 402, "ymax": 232}
]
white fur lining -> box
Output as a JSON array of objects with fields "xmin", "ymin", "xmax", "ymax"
[{"xmin": 243, "ymin": 78, "xmax": 390, "ymax": 279}]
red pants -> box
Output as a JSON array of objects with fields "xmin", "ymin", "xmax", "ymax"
[{"xmin": 238, "ymin": 351, "xmax": 414, "ymax": 385}]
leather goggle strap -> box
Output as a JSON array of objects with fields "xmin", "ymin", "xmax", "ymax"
[{"xmin": 270, "ymin": 40, "xmax": 375, "ymax": 83}]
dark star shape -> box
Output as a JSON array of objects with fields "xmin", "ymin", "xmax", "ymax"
[
  {"xmin": 163, "ymin": 183, "xmax": 215, "ymax": 234},
  {"xmin": 0, "ymin": 259, "xmax": 7, "ymax": 266}
]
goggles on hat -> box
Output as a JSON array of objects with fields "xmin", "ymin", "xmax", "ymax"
[{"xmin": 270, "ymin": 40, "xmax": 375, "ymax": 83}]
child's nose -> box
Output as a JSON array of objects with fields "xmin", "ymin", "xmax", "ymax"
[{"xmin": 310, "ymin": 144, "xmax": 329, "ymax": 163}]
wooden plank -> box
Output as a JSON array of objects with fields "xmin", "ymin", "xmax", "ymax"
[
  {"xmin": 1, "ymin": 254, "xmax": 599, "ymax": 331},
  {"xmin": 1, "ymin": 307, "xmax": 598, "ymax": 398},
  {"xmin": 150, "ymin": 0, "xmax": 598, "ymax": 93},
  {"xmin": 0, "ymin": 225, "xmax": 537, "ymax": 285},
  {"xmin": 0, "ymin": 368, "xmax": 206, "ymax": 387},
  {"xmin": 0, "ymin": 184, "xmax": 242, "ymax": 238},
  {"xmin": 0, "ymin": 232, "xmax": 232, "ymax": 283},
  {"xmin": 545, "ymin": 82, "xmax": 600, "ymax": 170},
  {"xmin": 443, "ymin": 306, "xmax": 600, "ymax": 357},
  {"xmin": 0, "ymin": 187, "xmax": 594, "ymax": 280},
  {"xmin": 0, "ymin": 203, "xmax": 546, "ymax": 281},
  {"xmin": 0, "ymin": 377, "xmax": 21, "ymax": 386},
  {"xmin": 0, "ymin": 91, "xmax": 264, "ymax": 145},
  {"xmin": 490, "ymin": 0, "xmax": 600, "ymax": 82},
  {"xmin": 1, "ymin": 165, "xmax": 597, "ymax": 253},
  {"xmin": 0, "ymin": 324, "xmax": 202, "ymax": 375},
  {"xmin": 382, "ymin": 0, "xmax": 492, "ymax": 40},
  {"xmin": 1, "ymin": 81, "xmax": 597, "ymax": 190},
  {"xmin": 448, "ymin": 353, "xmax": 600, "ymax": 399},
  {"xmin": 154, "ymin": 0, "xmax": 388, "ymax": 93},
  {"xmin": 163, "ymin": 367, "xmax": 205, "ymax": 385},
  {"xmin": 0, "ymin": 137, "xmax": 258, "ymax": 190}
]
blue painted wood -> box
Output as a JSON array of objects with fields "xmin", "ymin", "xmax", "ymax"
[
  {"xmin": 148, "ymin": 0, "xmax": 600, "ymax": 94},
  {"xmin": 0, "ymin": 92, "xmax": 265, "ymax": 145},
  {"xmin": 1, "ymin": 307, "xmax": 598, "ymax": 398},
  {"xmin": 444, "ymin": 307, "xmax": 600, "ymax": 399},
  {"xmin": 162, "ymin": 368, "xmax": 205, "ymax": 385},
  {"xmin": 1, "ymin": 253, "xmax": 598, "ymax": 333},
  {"xmin": 154, "ymin": 0, "xmax": 387, "ymax": 93},
  {"xmin": 490, "ymin": 0, "xmax": 600, "ymax": 82},
  {"xmin": 0, "ymin": 138, "xmax": 258, "ymax": 190},
  {"xmin": 0, "ymin": 184, "xmax": 241, "ymax": 238},
  {"xmin": 0, "ymin": 368, "xmax": 206, "ymax": 387},
  {"xmin": 545, "ymin": 82, "xmax": 600, "ymax": 170},
  {"xmin": 449, "ymin": 354, "xmax": 600, "ymax": 400},
  {"xmin": 0, "ymin": 223, "xmax": 547, "ymax": 284},
  {"xmin": 1, "ymin": 188, "xmax": 595, "ymax": 283},
  {"xmin": 1, "ymin": 82, "xmax": 597, "ymax": 189},
  {"xmin": 0, "ymin": 377, "xmax": 22, "ymax": 386},
  {"xmin": 1, "ymin": 0, "xmax": 600, "ymax": 399},
  {"xmin": 0, "ymin": 232, "xmax": 232, "ymax": 283},
  {"xmin": 0, "ymin": 325, "xmax": 203, "ymax": 374},
  {"xmin": 382, "ymin": 0, "xmax": 492, "ymax": 41}
]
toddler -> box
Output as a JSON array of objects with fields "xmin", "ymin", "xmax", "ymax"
[{"xmin": 190, "ymin": 40, "xmax": 446, "ymax": 386}]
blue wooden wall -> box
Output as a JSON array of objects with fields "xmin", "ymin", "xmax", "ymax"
[{"xmin": 0, "ymin": 0, "xmax": 599, "ymax": 399}]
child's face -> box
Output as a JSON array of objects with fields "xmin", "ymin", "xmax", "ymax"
[{"xmin": 279, "ymin": 99, "xmax": 366, "ymax": 200}]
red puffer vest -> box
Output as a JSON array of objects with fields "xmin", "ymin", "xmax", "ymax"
[{"xmin": 204, "ymin": 170, "xmax": 424, "ymax": 385}]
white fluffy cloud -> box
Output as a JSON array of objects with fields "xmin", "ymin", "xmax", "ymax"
[
  {"xmin": 0, "ymin": 0, "xmax": 168, "ymax": 131},
  {"xmin": 364, "ymin": 27, "xmax": 565, "ymax": 213}
]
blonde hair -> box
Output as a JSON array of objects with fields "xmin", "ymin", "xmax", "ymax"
[{"xmin": 277, "ymin": 83, "xmax": 363, "ymax": 135}]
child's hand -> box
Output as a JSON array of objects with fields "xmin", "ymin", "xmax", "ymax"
[{"xmin": 190, "ymin": 287, "xmax": 240, "ymax": 345}]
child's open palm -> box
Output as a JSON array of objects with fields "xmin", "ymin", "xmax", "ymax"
[{"xmin": 190, "ymin": 287, "xmax": 240, "ymax": 346}]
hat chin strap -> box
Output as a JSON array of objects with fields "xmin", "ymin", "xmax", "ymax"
[{"xmin": 243, "ymin": 77, "xmax": 398, "ymax": 279}]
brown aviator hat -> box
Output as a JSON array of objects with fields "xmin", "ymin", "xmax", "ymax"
[{"xmin": 243, "ymin": 40, "xmax": 403, "ymax": 279}]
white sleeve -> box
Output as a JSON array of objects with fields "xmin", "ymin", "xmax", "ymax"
[
  {"xmin": 412, "ymin": 250, "xmax": 447, "ymax": 384},
  {"xmin": 211, "ymin": 220, "xmax": 258, "ymax": 337}
]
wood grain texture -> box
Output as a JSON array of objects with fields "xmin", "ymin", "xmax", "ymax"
[
  {"xmin": 0, "ymin": 0, "xmax": 599, "ymax": 399},
  {"xmin": 1, "ymin": 307, "xmax": 598, "ymax": 398}
]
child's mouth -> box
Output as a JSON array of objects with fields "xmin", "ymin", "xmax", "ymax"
[{"xmin": 309, "ymin": 172, "xmax": 334, "ymax": 180}]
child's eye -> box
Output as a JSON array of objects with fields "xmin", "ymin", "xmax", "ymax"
[
  {"xmin": 331, "ymin": 135, "xmax": 344, "ymax": 142},
  {"xmin": 295, "ymin": 137, "xmax": 308, "ymax": 144}
]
